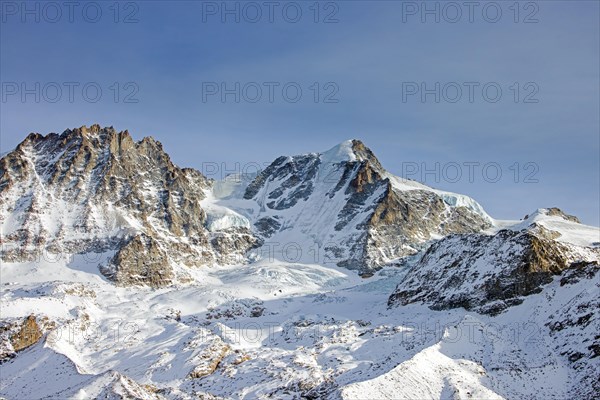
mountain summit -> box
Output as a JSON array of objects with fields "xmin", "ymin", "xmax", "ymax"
[{"xmin": 241, "ymin": 137, "xmax": 491, "ymax": 271}]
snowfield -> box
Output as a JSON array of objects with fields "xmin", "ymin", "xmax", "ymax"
[{"xmin": 1, "ymin": 223, "xmax": 598, "ymax": 399}]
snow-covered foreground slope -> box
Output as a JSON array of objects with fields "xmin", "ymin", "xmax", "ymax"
[{"xmin": 1, "ymin": 239, "xmax": 598, "ymax": 399}]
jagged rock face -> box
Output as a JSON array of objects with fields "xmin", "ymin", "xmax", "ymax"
[
  {"xmin": 210, "ymin": 227, "xmax": 261, "ymax": 265},
  {"xmin": 0, "ymin": 315, "xmax": 50, "ymax": 362},
  {"xmin": 101, "ymin": 234, "xmax": 173, "ymax": 288},
  {"xmin": 532, "ymin": 207, "xmax": 580, "ymax": 223},
  {"xmin": 243, "ymin": 140, "xmax": 491, "ymax": 272},
  {"xmin": 0, "ymin": 125, "xmax": 259, "ymax": 286},
  {"xmin": 187, "ymin": 336, "xmax": 231, "ymax": 379},
  {"xmin": 244, "ymin": 154, "xmax": 320, "ymax": 210},
  {"xmin": 388, "ymin": 227, "xmax": 600, "ymax": 315},
  {"xmin": 10, "ymin": 315, "xmax": 43, "ymax": 352}
]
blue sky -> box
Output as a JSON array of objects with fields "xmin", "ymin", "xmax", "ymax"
[{"xmin": 1, "ymin": 1, "xmax": 599, "ymax": 225}]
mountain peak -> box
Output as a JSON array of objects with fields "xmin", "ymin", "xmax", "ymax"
[
  {"xmin": 320, "ymin": 139, "xmax": 383, "ymax": 169},
  {"xmin": 60, "ymin": 125, "xmax": 168, "ymax": 152},
  {"xmin": 321, "ymin": 140, "xmax": 358, "ymax": 163},
  {"xmin": 6, "ymin": 126, "xmax": 170, "ymax": 161},
  {"xmin": 60, "ymin": 124, "xmax": 128, "ymax": 144}
]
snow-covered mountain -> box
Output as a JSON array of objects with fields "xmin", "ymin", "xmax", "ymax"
[
  {"xmin": 0, "ymin": 125, "xmax": 259, "ymax": 287},
  {"xmin": 0, "ymin": 126, "xmax": 598, "ymax": 399},
  {"xmin": 388, "ymin": 208, "xmax": 599, "ymax": 314},
  {"xmin": 235, "ymin": 139, "xmax": 491, "ymax": 273}
]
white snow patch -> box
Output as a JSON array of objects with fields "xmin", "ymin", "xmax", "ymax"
[{"xmin": 320, "ymin": 140, "xmax": 357, "ymax": 164}]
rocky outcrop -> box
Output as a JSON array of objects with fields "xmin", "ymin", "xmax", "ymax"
[
  {"xmin": 101, "ymin": 234, "xmax": 173, "ymax": 288},
  {"xmin": 10, "ymin": 315, "xmax": 43, "ymax": 352},
  {"xmin": 388, "ymin": 225, "xmax": 600, "ymax": 315},
  {"xmin": 187, "ymin": 336, "xmax": 231, "ymax": 379},
  {"xmin": 205, "ymin": 298, "xmax": 268, "ymax": 320},
  {"xmin": 537, "ymin": 207, "xmax": 580, "ymax": 223},
  {"xmin": 51, "ymin": 370, "xmax": 166, "ymax": 400},
  {"xmin": 95, "ymin": 371, "xmax": 165, "ymax": 400},
  {"xmin": 0, "ymin": 315, "xmax": 49, "ymax": 362},
  {"xmin": 210, "ymin": 227, "xmax": 262, "ymax": 265},
  {"xmin": 0, "ymin": 125, "xmax": 259, "ymax": 287}
]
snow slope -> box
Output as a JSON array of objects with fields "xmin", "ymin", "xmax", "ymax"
[{"xmin": 1, "ymin": 229, "xmax": 598, "ymax": 399}]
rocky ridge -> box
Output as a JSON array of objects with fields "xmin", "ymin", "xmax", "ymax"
[
  {"xmin": 388, "ymin": 209, "xmax": 600, "ymax": 314},
  {"xmin": 0, "ymin": 125, "xmax": 259, "ymax": 287}
]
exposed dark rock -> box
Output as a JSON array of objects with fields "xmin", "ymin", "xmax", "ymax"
[
  {"xmin": 560, "ymin": 261, "xmax": 599, "ymax": 286},
  {"xmin": 1, "ymin": 315, "xmax": 49, "ymax": 362},
  {"xmin": 545, "ymin": 207, "xmax": 581, "ymax": 223},
  {"xmin": 254, "ymin": 216, "xmax": 281, "ymax": 237},
  {"xmin": 10, "ymin": 315, "xmax": 43, "ymax": 352},
  {"xmin": 102, "ymin": 234, "xmax": 173, "ymax": 288},
  {"xmin": 210, "ymin": 227, "xmax": 262, "ymax": 264},
  {"xmin": 388, "ymin": 229, "xmax": 598, "ymax": 314}
]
